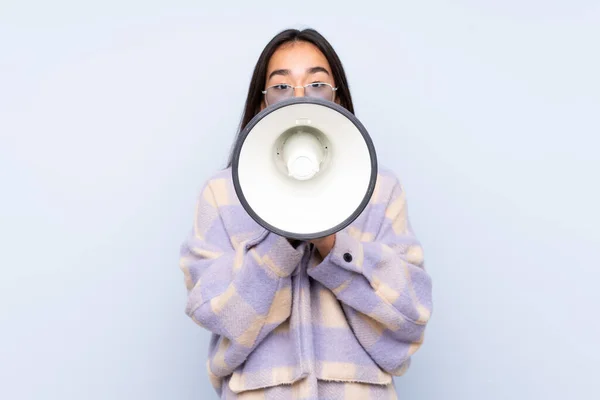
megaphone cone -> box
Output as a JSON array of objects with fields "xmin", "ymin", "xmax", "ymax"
[{"xmin": 231, "ymin": 97, "xmax": 377, "ymax": 240}]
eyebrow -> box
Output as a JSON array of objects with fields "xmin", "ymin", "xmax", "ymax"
[
  {"xmin": 268, "ymin": 66, "xmax": 331, "ymax": 81},
  {"xmin": 307, "ymin": 66, "xmax": 330, "ymax": 76}
]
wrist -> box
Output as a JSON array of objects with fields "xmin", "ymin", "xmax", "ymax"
[{"xmin": 311, "ymin": 234, "xmax": 336, "ymax": 258}]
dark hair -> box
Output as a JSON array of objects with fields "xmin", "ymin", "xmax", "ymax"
[{"xmin": 225, "ymin": 28, "xmax": 354, "ymax": 167}]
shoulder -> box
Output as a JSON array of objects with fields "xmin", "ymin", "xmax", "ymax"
[
  {"xmin": 202, "ymin": 167, "xmax": 234, "ymax": 191},
  {"xmin": 203, "ymin": 167, "xmax": 234, "ymax": 186},
  {"xmin": 191, "ymin": 168, "xmax": 267, "ymax": 246},
  {"xmin": 196, "ymin": 167, "xmax": 240, "ymax": 208},
  {"xmin": 375, "ymin": 165, "xmax": 401, "ymax": 185},
  {"xmin": 371, "ymin": 165, "xmax": 404, "ymax": 205}
]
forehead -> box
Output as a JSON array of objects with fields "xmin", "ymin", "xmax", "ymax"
[{"xmin": 266, "ymin": 41, "xmax": 332, "ymax": 75}]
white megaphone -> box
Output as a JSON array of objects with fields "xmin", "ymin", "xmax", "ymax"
[{"xmin": 231, "ymin": 97, "xmax": 377, "ymax": 240}]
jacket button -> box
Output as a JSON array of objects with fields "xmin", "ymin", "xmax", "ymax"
[{"xmin": 343, "ymin": 253, "xmax": 353, "ymax": 262}]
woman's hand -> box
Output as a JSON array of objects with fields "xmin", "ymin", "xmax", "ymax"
[{"xmin": 310, "ymin": 234, "xmax": 336, "ymax": 258}]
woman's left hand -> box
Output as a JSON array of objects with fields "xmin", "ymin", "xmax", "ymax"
[{"xmin": 310, "ymin": 234, "xmax": 336, "ymax": 258}]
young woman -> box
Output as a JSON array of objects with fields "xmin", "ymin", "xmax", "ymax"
[{"xmin": 179, "ymin": 28, "xmax": 433, "ymax": 400}]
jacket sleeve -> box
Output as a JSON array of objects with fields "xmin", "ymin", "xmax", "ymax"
[
  {"xmin": 307, "ymin": 176, "xmax": 433, "ymax": 375},
  {"xmin": 179, "ymin": 179, "xmax": 304, "ymax": 380}
]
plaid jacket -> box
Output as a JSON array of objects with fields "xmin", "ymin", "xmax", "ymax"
[{"xmin": 179, "ymin": 166, "xmax": 433, "ymax": 398}]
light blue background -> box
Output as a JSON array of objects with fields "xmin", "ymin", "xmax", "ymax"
[{"xmin": 1, "ymin": 1, "xmax": 599, "ymax": 399}]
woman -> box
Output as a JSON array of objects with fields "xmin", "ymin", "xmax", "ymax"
[{"xmin": 179, "ymin": 28, "xmax": 433, "ymax": 400}]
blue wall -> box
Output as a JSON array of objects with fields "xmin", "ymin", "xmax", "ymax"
[{"xmin": 1, "ymin": 1, "xmax": 599, "ymax": 399}]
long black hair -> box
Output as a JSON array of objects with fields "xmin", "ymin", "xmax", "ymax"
[{"xmin": 225, "ymin": 28, "xmax": 354, "ymax": 167}]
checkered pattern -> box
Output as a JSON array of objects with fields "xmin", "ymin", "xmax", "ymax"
[{"xmin": 179, "ymin": 167, "xmax": 433, "ymax": 399}]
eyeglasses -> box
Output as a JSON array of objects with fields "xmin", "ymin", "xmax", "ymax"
[{"xmin": 262, "ymin": 82, "xmax": 338, "ymax": 106}]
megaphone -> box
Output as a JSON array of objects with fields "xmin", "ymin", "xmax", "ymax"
[{"xmin": 231, "ymin": 97, "xmax": 377, "ymax": 240}]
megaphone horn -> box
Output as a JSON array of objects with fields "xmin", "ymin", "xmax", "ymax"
[{"xmin": 231, "ymin": 97, "xmax": 377, "ymax": 240}]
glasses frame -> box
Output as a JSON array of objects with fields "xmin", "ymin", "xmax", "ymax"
[{"xmin": 261, "ymin": 82, "xmax": 338, "ymax": 106}]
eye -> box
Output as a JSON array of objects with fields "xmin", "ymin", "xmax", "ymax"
[
  {"xmin": 272, "ymin": 84, "xmax": 292, "ymax": 91},
  {"xmin": 308, "ymin": 82, "xmax": 327, "ymax": 88}
]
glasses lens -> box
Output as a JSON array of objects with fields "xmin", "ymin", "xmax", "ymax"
[
  {"xmin": 266, "ymin": 85, "xmax": 293, "ymax": 105},
  {"xmin": 305, "ymin": 83, "xmax": 334, "ymax": 101}
]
